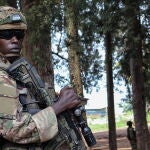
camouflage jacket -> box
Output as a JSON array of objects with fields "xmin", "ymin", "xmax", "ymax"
[{"xmin": 0, "ymin": 56, "xmax": 58, "ymax": 149}]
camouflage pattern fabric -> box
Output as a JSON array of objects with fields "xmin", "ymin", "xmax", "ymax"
[
  {"xmin": 0, "ymin": 6, "xmax": 27, "ymax": 30},
  {"xmin": 0, "ymin": 56, "xmax": 58, "ymax": 149}
]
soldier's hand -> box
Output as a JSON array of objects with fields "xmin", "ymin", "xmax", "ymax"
[{"xmin": 52, "ymin": 86, "xmax": 81, "ymax": 115}]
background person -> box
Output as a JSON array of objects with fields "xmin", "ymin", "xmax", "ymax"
[{"xmin": 126, "ymin": 121, "xmax": 137, "ymax": 150}]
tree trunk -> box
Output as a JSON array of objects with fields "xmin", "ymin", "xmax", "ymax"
[
  {"xmin": 124, "ymin": 1, "xmax": 150, "ymax": 149},
  {"xmin": 6, "ymin": 0, "xmax": 17, "ymax": 8},
  {"xmin": 21, "ymin": 0, "xmax": 54, "ymax": 86},
  {"xmin": 20, "ymin": 0, "xmax": 35, "ymax": 62},
  {"xmin": 105, "ymin": 32, "xmax": 117, "ymax": 150},
  {"xmin": 63, "ymin": 0, "xmax": 83, "ymax": 97},
  {"xmin": 64, "ymin": 0, "xmax": 90, "ymax": 149}
]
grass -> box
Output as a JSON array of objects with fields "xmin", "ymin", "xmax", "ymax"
[
  {"xmin": 90, "ymin": 123, "xmax": 108, "ymax": 132},
  {"xmin": 89, "ymin": 111, "xmax": 150, "ymax": 133}
]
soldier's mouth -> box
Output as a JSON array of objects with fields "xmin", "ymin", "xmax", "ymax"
[{"xmin": 10, "ymin": 48, "xmax": 21, "ymax": 53}]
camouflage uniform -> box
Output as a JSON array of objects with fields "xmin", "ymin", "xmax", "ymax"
[
  {"xmin": 0, "ymin": 6, "xmax": 58, "ymax": 150},
  {"xmin": 0, "ymin": 55, "xmax": 58, "ymax": 149}
]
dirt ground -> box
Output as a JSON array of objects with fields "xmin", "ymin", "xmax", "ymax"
[{"xmin": 91, "ymin": 128, "xmax": 132, "ymax": 150}]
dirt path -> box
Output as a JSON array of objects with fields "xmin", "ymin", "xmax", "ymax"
[{"xmin": 91, "ymin": 128, "xmax": 131, "ymax": 150}]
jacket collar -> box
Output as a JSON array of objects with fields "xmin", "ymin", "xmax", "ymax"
[{"xmin": 0, "ymin": 54, "xmax": 10, "ymax": 69}]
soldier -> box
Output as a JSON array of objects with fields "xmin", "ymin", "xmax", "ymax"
[
  {"xmin": 126, "ymin": 121, "xmax": 137, "ymax": 150},
  {"xmin": 0, "ymin": 6, "xmax": 81, "ymax": 149}
]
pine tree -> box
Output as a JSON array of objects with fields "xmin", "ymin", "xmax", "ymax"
[{"xmin": 122, "ymin": 1, "xmax": 150, "ymax": 149}]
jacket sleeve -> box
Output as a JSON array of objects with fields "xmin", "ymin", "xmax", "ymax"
[
  {"xmin": 0, "ymin": 107, "xmax": 58, "ymax": 144},
  {"xmin": 0, "ymin": 69, "xmax": 58, "ymax": 144}
]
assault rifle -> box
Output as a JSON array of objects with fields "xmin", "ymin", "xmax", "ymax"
[{"xmin": 7, "ymin": 57, "xmax": 96, "ymax": 149}]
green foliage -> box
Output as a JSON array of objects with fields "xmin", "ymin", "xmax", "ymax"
[
  {"xmin": 22, "ymin": 0, "xmax": 150, "ymax": 104},
  {"xmin": 53, "ymin": 0, "xmax": 104, "ymax": 93},
  {"xmin": 0, "ymin": 0, "xmax": 7, "ymax": 5},
  {"xmin": 25, "ymin": 1, "xmax": 54, "ymax": 44},
  {"xmin": 109, "ymin": 0, "xmax": 150, "ymax": 108},
  {"xmin": 76, "ymin": 0, "xmax": 104, "ymax": 93},
  {"xmin": 23, "ymin": 0, "xmax": 59, "ymax": 66},
  {"xmin": 99, "ymin": 1, "xmax": 121, "ymax": 34}
]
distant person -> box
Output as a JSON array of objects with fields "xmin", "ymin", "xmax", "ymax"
[{"xmin": 126, "ymin": 121, "xmax": 137, "ymax": 150}]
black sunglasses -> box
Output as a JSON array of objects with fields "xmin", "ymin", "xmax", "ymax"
[{"xmin": 0, "ymin": 29, "xmax": 25, "ymax": 40}]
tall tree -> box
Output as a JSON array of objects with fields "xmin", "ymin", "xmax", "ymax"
[
  {"xmin": 105, "ymin": 32, "xmax": 117, "ymax": 150},
  {"xmin": 63, "ymin": 0, "xmax": 83, "ymax": 97},
  {"xmin": 63, "ymin": 0, "xmax": 95, "ymax": 149},
  {"xmin": 21, "ymin": 0, "xmax": 55, "ymax": 86},
  {"xmin": 114, "ymin": 0, "xmax": 150, "ymax": 112},
  {"xmin": 0, "ymin": 0, "xmax": 14, "ymax": 6},
  {"xmin": 51, "ymin": 0, "xmax": 103, "ymax": 94},
  {"xmin": 6, "ymin": 0, "xmax": 17, "ymax": 8},
  {"xmin": 123, "ymin": 1, "xmax": 150, "ymax": 149},
  {"xmin": 78, "ymin": 0, "xmax": 103, "ymax": 93},
  {"xmin": 21, "ymin": 1, "xmax": 88, "ymax": 149},
  {"xmin": 99, "ymin": 0, "xmax": 123, "ymax": 149}
]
